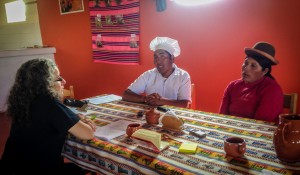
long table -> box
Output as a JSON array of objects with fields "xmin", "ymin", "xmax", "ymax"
[{"xmin": 62, "ymin": 95, "xmax": 300, "ymax": 175}]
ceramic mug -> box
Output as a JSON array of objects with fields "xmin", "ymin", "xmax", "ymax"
[
  {"xmin": 126, "ymin": 123, "xmax": 141, "ymax": 137},
  {"xmin": 224, "ymin": 137, "xmax": 246, "ymax": 157}
]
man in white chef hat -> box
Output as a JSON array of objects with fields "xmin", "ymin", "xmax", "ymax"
[{"xmin": 122, "ymin": 36, "xmax": 191, "ymax": 108}]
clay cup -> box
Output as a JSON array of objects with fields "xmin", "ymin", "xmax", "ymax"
[
  {"xmin": 126, "ymin": 123, "xmax": 141, "ymax": 137},
  {"xmin": 224, "ymin": 137, "xmax": 246, "ymax": 157}
]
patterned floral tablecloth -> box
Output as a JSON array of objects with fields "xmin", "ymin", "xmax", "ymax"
[{"xmin": 62, "ymin": 95, "xmax": 300, "ymax": 175}]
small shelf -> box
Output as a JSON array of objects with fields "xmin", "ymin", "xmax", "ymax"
[{"xmin": 0, "ymin": 47, "xmax": 56, "ymax": 58}]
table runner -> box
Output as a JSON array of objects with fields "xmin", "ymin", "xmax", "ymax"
[{"xmin": 62, "ymin": 97, "xmax": 300, "ymax": 175}]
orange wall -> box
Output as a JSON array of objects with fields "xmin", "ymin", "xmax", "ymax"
[{"xmin": 37, "ymin": 0, "xmax": 300, "ymax": 113}]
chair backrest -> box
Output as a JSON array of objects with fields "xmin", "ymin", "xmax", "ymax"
[
  {"xmin": 63, "ymin": 85, "xmax": 75, "ymax": 99},
  {"xmin": 188, "ymin": 83, "xmax": 196, "ymax": 109},
  {"xmin": 283, "ymin": 93, "xmax": 298, "ymax": 114}
]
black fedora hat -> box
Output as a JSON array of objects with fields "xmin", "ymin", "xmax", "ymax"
[{"xmin": 244, "ymin": 42, "xmax": 278, "ymax": 65}]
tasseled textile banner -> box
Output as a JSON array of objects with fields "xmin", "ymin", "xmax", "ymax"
[{"xmin": 89, "ymin": 0, "xmax": 140, "ymax": 65}]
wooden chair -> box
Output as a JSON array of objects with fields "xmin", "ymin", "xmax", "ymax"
[
  {"xmin": 63, "ymin": 85, "xmax": 74, "ymax": 98},
  {"xmin": 283, "ymin": 93, "xmax": 298, "ymax": 114},
  {"xmin": 188, "ymin": 83, "xmax": 196, "ymax": 109}
]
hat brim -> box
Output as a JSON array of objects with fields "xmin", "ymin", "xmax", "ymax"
[{"xmin": 245, "ymin": 48, "xmax": 279, "ymax": 65}]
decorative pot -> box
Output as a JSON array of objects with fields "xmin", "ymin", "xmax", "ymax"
[
  {"xmin": 145, "ymin": 108, "xmax": 160, "ymax": 125},
  {"xmin": 273, "ymin": 114, "xmax": 300, "ymax": 163}
]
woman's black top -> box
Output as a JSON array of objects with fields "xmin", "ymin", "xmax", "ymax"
[{"xmin": 1, "ymin": 95, "xmax": 80, "ymax": 174}]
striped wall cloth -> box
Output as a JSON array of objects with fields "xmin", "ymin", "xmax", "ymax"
[{"xmin": 89, "ymin": 0, "xmax": 140, "ymax": 65}]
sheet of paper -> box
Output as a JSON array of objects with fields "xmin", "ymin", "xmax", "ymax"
[
  {"xmin": 68, "ymin": 107, "xmax": 93, "ymax": 115},
  {"xmin": 94, "ymin": 120, "xmax": 135, "ymax": 141},
  {"xmin": 88, "ymin": 94, "xmax": 122, "ymax": 105}
]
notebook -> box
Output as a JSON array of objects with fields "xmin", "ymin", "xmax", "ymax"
[{"xmin": 131, "ymin": 129, "xmax": 169, "ymax": 153}]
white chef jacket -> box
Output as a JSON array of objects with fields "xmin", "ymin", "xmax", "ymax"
[{"xmin": 128, "ymin": 64, "xmax": 191, "ymax": 101}]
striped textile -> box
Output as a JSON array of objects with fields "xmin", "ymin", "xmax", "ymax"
[
  {"xmin": 62, "ymin": 95, "xmax": 300, "ymax": 175},
  {"xmin": 89, "ymin": 0, "xmax": 140, "ymax": 65}
]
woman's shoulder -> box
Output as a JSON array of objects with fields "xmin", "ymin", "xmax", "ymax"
[
  {"xmin": 263, "ymin": 77, "xmax": 282, "ymax": 87},
  {"xmin": 228, "ymin": 79, "xmax": 244, "ymax": 86},
  {"xmin": 33, "ymin": 95, "xmax": 64, "ymax": 112},
  {"xmin": 39, "ymin": 95, "xmax": 64, "ymax": 104},
  {"xmin": 261, "ymin": 77, "xmax": 283, "ymax": 91},
  {"xmin": 33, "ymin": 95, "xmax": 77, "ymax": 120},
  {"xmin": 34, "ymin": 95, "xmax": 55, "ymax": 105}
]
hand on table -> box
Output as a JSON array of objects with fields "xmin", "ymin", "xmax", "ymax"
[
  {"xmin": 78, "ymin": 114, "xmax": 96, "ymax": 131},
  {"xmin": 145, "ymin": 93, "xmax": 164, "ymax": 106}
]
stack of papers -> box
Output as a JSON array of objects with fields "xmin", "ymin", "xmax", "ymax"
[
  {"xmin": 88, "ymin": 94, "xmax": 122, "ymax": 105},
  {"xmin": 94, "ymin": 120, "xmax": 135, "ymax": 141}
]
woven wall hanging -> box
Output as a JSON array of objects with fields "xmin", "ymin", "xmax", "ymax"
[{"xmin": 89, "ymin": 0, "xmax": 140, "ymax": 65}]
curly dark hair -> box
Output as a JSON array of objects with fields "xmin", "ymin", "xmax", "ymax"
[{"xmin": 7, "ymin": 58, "xmax": 59, "ymax": 124}]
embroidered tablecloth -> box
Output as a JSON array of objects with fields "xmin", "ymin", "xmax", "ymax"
[{"xmin": 62, "ymin": 95, "xmax": 300, "ymax": 175}]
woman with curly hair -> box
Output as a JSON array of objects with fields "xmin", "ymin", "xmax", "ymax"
[{"xmin": 1, "ymin": 58, "xmax": 95, "ymax": 174}]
